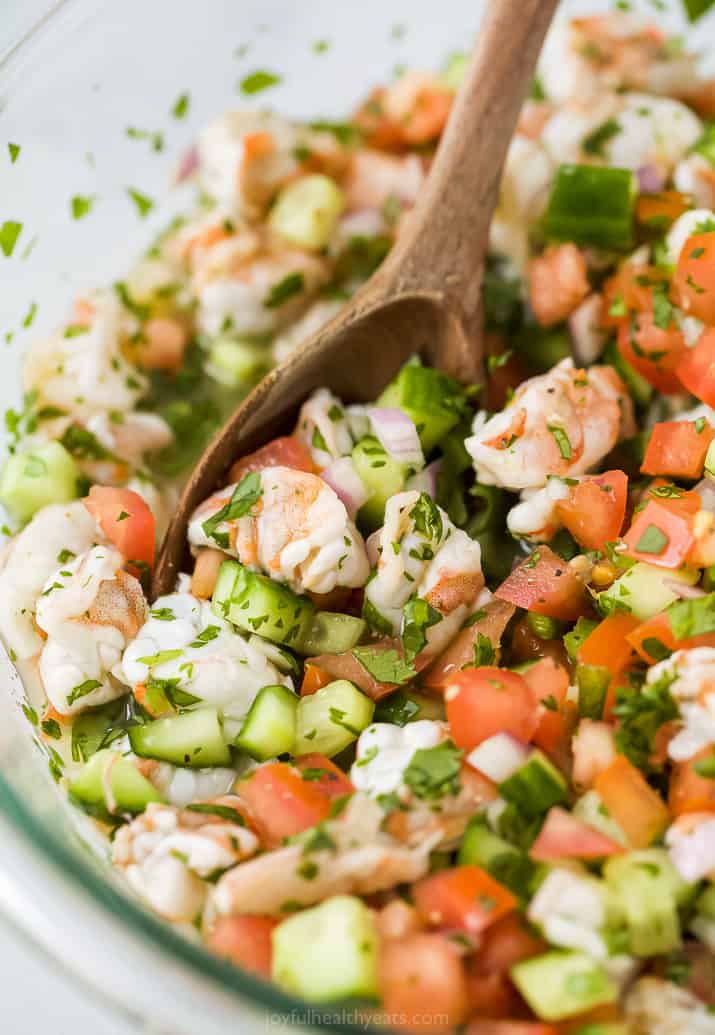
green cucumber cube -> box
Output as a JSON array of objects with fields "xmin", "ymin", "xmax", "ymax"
[
  {"xmin": 511, "ymin": 950, "xmax": 617, "ymax": 1021},
  {"xmin": 129, "ymin": 708, "xmax": 231, "ymax": 767},
  {"xmin": 598, "ymin": 562, "xmax": 699, "ymax": 622},
  {"xmin": 352, "ymin": 435, "xmax": 408, "ymax": 531},
  {"xmin": 272, "ymin": 895, "xmax": 379, "ymax": 1002},
  {"xmin": 0, "ymin": 441, "xmax": 81, "ymax": 521},
  {"xmin": 213, "ymin": 560, "xmax": 315, "ymax": 648},
  {"xmin": 69, "ymin": 749, "xmax": 164, "ymax": 815},
  {"xmin": 295, "ymin": 679, "xmax": 374, "ymax": 757},
  {"xmin": 296, "ymin": 611, "xmax": 366, "ymax": 656},
  {"xmin": 604, "ymin": 849, "xmax": 691, "ymax": 956},
  {"xmin": 207, "ymin": 338, "xmax": 270, "ymax": 387},
  {"xmin": 236, "ymin": 684, "xmax": 298, "ymax": 761},
  {"xmin": 376, "ymin": 360, "xmax": 466, "ymax": 452},
  {"xmin": 499, "ymin": 750, "xmax": 568, "ymax": 817},
  {"xmin": 269, "ymin": 174, "xmax": 345, "ymax": 251}
]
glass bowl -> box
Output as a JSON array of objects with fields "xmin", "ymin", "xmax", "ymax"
[{"xmin": 0, "ymin": 1, "xmax": 712, "ymax": 1032}]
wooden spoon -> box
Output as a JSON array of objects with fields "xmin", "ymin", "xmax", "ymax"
[{"xmin": 154, "ymin": 0, "xmax": 558, "ymax": 597}]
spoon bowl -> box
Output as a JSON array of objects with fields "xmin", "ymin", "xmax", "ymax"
[{"xmin": 153, "ymin": 0, "xmax": 559, "ymax": 597}]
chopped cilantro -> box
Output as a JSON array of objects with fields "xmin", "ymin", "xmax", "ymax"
[
  {"xmin": 239, "ymin": 70, "xmax": 282, "ymax": 95},
  {"xmin": 127, "ymin": 188, "xmax": 154, "ymax": 218},
  {"xmin": 547, "ymin": 424, "xmax": 572, "ymax": 460},
  {"xmin": 582, "ymin": 118, "xmax": 621, "ymax": 157},
  {"xmin": 7, "ymin": 143, "xmax": 20, "ymax": 164},
  {"xmin": 186, "ymin": 803, "xmax": 245, "ymax": 823},
  {"xmin": 171, "ymin": 92, "xmax": 190, "ymax": 119},
  {"xmin": 189, "ymin": 625, "xmax": 221, "ymax": 649},
  {"xmin": 150, "ymin": 607, "xmax": 175, "ymax": 621},
  {"xmin": 202, "ymin": 471, "xmax": 263, "ymax": 545},
  {"xmin": 668, "ymin": 592, "xmax": 715, "ymax": 639},
  {"xmin": 410, "ymin": 493, "xmax": 443, "ymax": 541},
  {"xmin": 403, "ymin": 740, "xmax": 463, "ymax": 800},
  {"xmin": 67, "ymin": 678, "xmax": 103, "ymax": 706},
  {"xmin": 351, "ymin": 645, "xmax": 416, "ymax": 685},
  {"xmin": 614, "ymin": 671, "xmax": 678, "ymax": 770},
  {"xmin": 263, "ymin": 271, "xmax": 305, "ymax": 308},
  {"xmin": 401, "ymin": 597, "xmax": 442, "ymax": 662},
  {"xmin": 634, "ymin": 524, "xmax": 669, "ymax": 555},
  {"xmin": 71, "ymin": 195, "xmax": 94, "ymax": 220},
  {"xmin": 0, "ymin": 221, "xmax": 22, "ymax": 257}
]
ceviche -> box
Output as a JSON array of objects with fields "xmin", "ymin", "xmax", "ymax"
[{"xmin": 3, "ymin": 6, "xmax": 715, "ymax": 1034}]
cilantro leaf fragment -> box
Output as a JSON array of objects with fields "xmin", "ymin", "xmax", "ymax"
[
  {"xmin": 0, "ymin": 221, "xmax": 22, "ymax": 257},
  {"xmin": 127, "ymin": 188, "xmax": 154, "ymax": 218},
  {"xmin": 239, "ymin": 70, "xmax": 282, "ymax": 95},
  {"xmin": 351, "ymin": 645, "xmax": 416, "ymax": 685},
  {"xmin": 403, "ymin": 739, "xmax": 463, "ymax": 800},
  {"xmin": 614, "ymin": 671, "xmax": 678, "ymax": 770},
  {"xmin": 201, "ymin": 471, "xmax": 263, "ymax": 546}
]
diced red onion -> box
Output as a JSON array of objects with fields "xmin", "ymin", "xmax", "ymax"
[
  {"xmin": 321, "ymin": 457, "xmax": 369, "ymax": 517},
  {"xmin": 406, "ymin": 459, "xmax": 442, "ymax": 498},
  {"xmin": 667, "ymin": 816, "xmax": 715, "ymax": 882},
  {"xmin": 695, "ymin": 478, "xmax": 715, "ymax": 510},
  {"xmin": 368, "ymin": 407, "xmax": 424, "ymax": 467},
  {"xmin": 366, "ymin": 529, "xmax": 382, "ymax": 567},
  {"xmin": 466, "ymin": 733, "xmax": 529, "ymax": 783},
  {"xmin": 663, "ymin": 579, "xmax": 707, "ymax": 599},
  {"xmin": 636, "ymin": 164, "xmax": 664, "ymax": 195},
  {"xmin": 176, "ymin": 146, "xmax": 199, "ymax": 184},
  {"xmin": 568, "ymin": 294, "xmax": 607, "ymax": 366}
]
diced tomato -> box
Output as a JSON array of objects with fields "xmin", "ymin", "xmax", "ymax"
[
  {"xmin": 641, "ymin": 420, "xmax": 715, "ymax": 480},
  {"xmin": 495, "ymin": 546, "xmax": 586, "ymax": 621},
  {"xmin": 422, "ymin": 600, "xmax": 516, "ymax": 692},
  {"xmin": 205, "ymin": 915, "xmax": 278, "ymax": 978},
  {"xmin": 299, "ymin": 663, "xmax": 333, "ymax": 697},
  {"xmin": 529, "ymin": 806, "xmax": 623, "ymax": 861},
  {"xmin": 527, "ymin": 243, "xmax": 590, "ymax": 328},
  {"xmin": 626, "ymin": 611, "xmax": 678, "ymax": 663},
  {"xmin": 83, "ymin": 486, "xmax": 155, "ymax": 575},
  {"xmin": 673, "ymin": 232, "xmax": 715, "ymax": 325},
  {"xmin": 521, "ymin": 657, "xmax": 571, "ymax": 758},
  {"xmin": 677, "ymin": 328, "xmax": 715, "ymax": 408},
  {"xmin": 446, "ymin": 667, "xmax": 540, "ymax": 751},
  {"xmin": 646, "ymin": 480, "xmax": 702, "ymax": 516},
  {"xmin": 379, "ymin": 934, "xmax": 469, "ymax": 1033},
  {"xmin": 307, "ymin": 644, "xmax": 399, "ymax": 701},
  {"xmin": 636, "ymin": 190, "xmax": 691, "ymax": 230},
  {"xmin": 622, "ymin": 499, "xmax": 695, "ymax": 569},
  {"xmin": 228, "ymin": 436, "xmax": 315, "ymax": 483},
  {"xmin": 601, "ymin": 263, "xmax": 667, "ymax": 331},
  {"xmin": 292, "ymin": 753, "xmax": 354, "ymax": 800},
  {"xmin": 465, "ymin": 972, "xmax": 520, "ymax": 1019},
  {"xmin": 467, "ymin": 1023, "xmax": 559, "ymax": 1035},
  {"xmin": 617, "ymin": 310, "xmax": 686, "ymax": 394},
  {"xmin": 472, "ymin": 913, "xmax": 546, "ymax": 975},
  {"xmin": 555, "ymin": 470, "xmax": 628, "ymax": 553},
  {"xmin": 594, "ymin": 754, "xmax": 670, "ymax": 848},
  {"xmin": 236, "ymin": 762, "xmax": 332, "ymax": 847},
  {"xmin": 353, "ymin": 88, "xmax": 407, "ymax": 151},
  {"xmin": 669, "ymin": 747, "xmax": 715, "ymax": 815},
  {"xmin": 413, "ymin": 866, "xmax": 517, "ymax": 936},
  {"xmin": 578, "ymin": 613, "xmax": 639, "ymax": 676}
]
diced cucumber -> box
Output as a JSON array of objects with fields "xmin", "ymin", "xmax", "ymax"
[
  {"xmin": 129, "ymin": 708, "xmax": 231, "ymax": 767},
  {"xmin": 571, "ymin": 1026, "xmax": 630, "ymax": 1035},
  {"xmin": 511, "ymin": 950, "xmax": 617, "ymax": 1022},
  {"xmin": 295, "ymin": 679, "xmax": 374, "ymax": 757},
  {"xmin": 69, "ymin": 749, "xmax": 164, "ymax": 816},
  {"xmin": 236, "ymin": 684, "xmax": 298, "ymax": 761},
  {"xmin": 296, "ymin": 611, "xmax": 366, "ymax": 656},
  {"xmin": 603, "ymin": 848, "xmax": 692, "ymax": 956},
  {"xmin": 572, "ymin": 791, "xmax": 628, "ymax": 847},
  {"xmin": 441, "ymin": 51, "xmax": 468, "ymax": 90},
  {"xmin": 0, "ymin": 441, "xmax": 81, "ymax": 521},
  {"xmin": 71, "ymin": 698, "xmax": 130, "ymax": 763},
  {"xmin": 272, "ymin": 895, "xmax": 379, "ymax": 1002},
  {"xmin": 598, "ymin": 562, "xmax": 699, "ymax": 622},
  {"xmin": 376, "ymin": 360, "xmax": 466, "ymax": 452},
  {"xmin": 705, "ymin": 438, "xmax": 715, "ymax": 482},
  {"xmin": 213, "ymin": 560, "xmax": 315, "ymax": 648},
  {"xmin": 352, "ymin": 435, "xmax": 408, "ymax": 531},
  {"xmin": 374, "ymin": 689, "xmax": 446, "ymax": 725},
  {"xmin": 206, "ymin": 337, "xmax": 270, "ymax": 387},
  {"xmin": 269, "ymin": 174, "xmax": 345, "ymax": 251},
  {"xmin": 499, "ymin": 750, "xmax": 568, "ymax": 817},
  {"xmin": 576, "ymin": 664, "xmax": 610, "ymax": 720},
  {"xmin": 458, "ymin": 816, "xmax": 538, "ymax": 897}
]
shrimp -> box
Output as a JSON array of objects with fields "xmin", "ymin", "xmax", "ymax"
[
  {"xmin": 380, "ymin": 71, "xmax": 452, "ymax": 146},
  {"xmin": 506, "ymin": 477, "xmax": 571, "ymax": 542},
  {"xmin": 212, "ymin": 793, "xmax": 436, "ymax": 917},
  {"xmin": 294, "ymin": 388, "xmax": 354, "ymax": 470},
  {"xmin": 197, "ymin": 110, "xmax": 347, "ymax": 222},
  {"xmin": 364, "ymin": 490, "xmax": 483, "ymax": 657},
  {"xmin": 528, "ymin": 244, "xmax": 590, "ymax": 328},
  {"xmin": 188, "ymin": 466, "xmax": 370, "ymax": 595},
  {"xmin": 350, "ymin": 720, "xmax": 449, "ymax": 799},
  {"xmin": 137, "ymin": 763, "xmax": 239, "ymax": 809},
  {"xmin": 674, "ymin": 155, "xmax": 715, "ymax": 211},
  {"xmin": 490, "ymin": 134, "xmax": 554, "ymax": 273},
  {"xmin": 23, "ymin": 290, "xmax": 147, "ymax": 422},
  {"xmin": 540, "ymin": 13, "xmax": 701, "ymax": 104},
  {"xmin": 466, "ymin": 358, "xmax": 633, "ymax": 492},
  {"xmin": 35, "ymin": 545, "xmax": 147, "ymax": 716},
  {"xmin": 113, "ymin": 800, "xmax": 258, "ymax": 923},
  {"xmin": 625, "ymin": 976, "xmax": 715, "ymax": 1035},
  {"xmin": 0, "ymin": 501, "xmax": 101, "ymax": 660},
  {"xmin": 666, "ymin": 812, "xmax": 715, "ymax": 884},
  {"xmin": 647, "ymin": 648, "xmax": 715, "ymax": 763},
  {"xmin": 343, "ymin": 150, "xmax": 426, "ymax": 212},
  {"xmin": 120, "ymin": 589, "xmax": 292, "ymax": 734}
]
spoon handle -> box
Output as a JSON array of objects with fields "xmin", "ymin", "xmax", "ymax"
[{"xmin": 374, "ymin": 0, "xmax": 559, "ymax": 321}]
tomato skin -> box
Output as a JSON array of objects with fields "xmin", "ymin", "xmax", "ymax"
[
  {"xmin": 292, "ymin": 753, "xmax": 354, "ymax": 800},
  {"xmin": 622, "ymin": 499, "xmax": 695, "ymax": 569},
  {"xmin": 594, "ymin": 755, "xmax": 670, "ymax": 848},
  {"xmin": 467, "ymin": 1022, "xmax": 559, "ymax": 1035},
  {"xmin": 379, "ymin": 934, "xmax": 469, "ymax": 1034},
  {"xmin": 529, "ymin": 806, "xmax": 623, "ymax": 861},
  {"xmin": 422, "ymin": 600, "xmax": 516, "ymax": 692},
  {"xmin": 635, "ymin": 190, "xmax": 691, "ymax": 230},
  {"xmin": 641, "ymin": 420, "xmax": 715, "ymax": 480},
  {"xmin": 601, "ymin": 263, "xmax": 667, "ymax": 331},
  {"xmin": 299, "ymin": 663, "xmax": 333, "ymax": 697},
  {"xmin": 673, "ymin": 232, "xmax": 715, "ymax": 325},
  {"xmin": 627, "ymin": 609, "xmax": 715, "ymax": 664},
  {"xmin": 465, "ymin": 972, "xmax": 519, "ymax": 1020},
  {"xmin": 446, "ymin": 667, "xmax": 540, "ymax": 751},
  {"xmin": 228, "ymin": 436, "xmax": 315, "ymax": 483},
  {"xmin": 205, "ymin": 915, "xmax": 278, "ymax": 977},
  {"xmin": 472, "ymin": 913, "xmax": 546, "ymax": 975},
  {"xmin": 555, "ymin": 470, "xmax": 628, "ymax": 553},
  {"xmin": 617, "ymin": 310, "xmax": 686, "ymax": 394},
  {"xmin": 521, "ymin": 657, "xmax": 571, "ymax": 758},
  {"xmin": 236, "ymin": 763, "xmax": 332, "ymax": 847},
  {"xmin": 308, "ymin": 639, "xmax": 410, "ymax": 701},
  {"xmin": 677, "ymin": 328, "xmax": 715, "ymax": 407},
  {"xmin": 669, "ymin": 747, "xmax": 715, "ymax": 815},
  {"xmin": 495, "ymin": 546, "xmax": 586, "ymax": 621},
  {"xmin": 83, "ymin": 486, "xmax": 155, "ymax": 573},
  {"xmin": 413, "ymin": 866, "xmax": 517, "ymax": 936}
]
